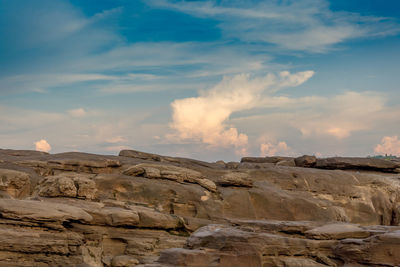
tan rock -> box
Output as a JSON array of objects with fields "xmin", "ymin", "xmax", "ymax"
[
  {"xmin": 241, "ymin": 156, "xmax": 293, "ymax": 164},
  {"xmin": 315, "ymin": 157, "xmax": 400, "ymax": 172},
  {"xmin": 123, "ymin": 163, "xmax": 217, "ymax": 192},
  {"xmin": 275, "ymin": 159, "xmax": 296, "ymax": 167},
  {"xmin": 0, "ymin": 199, "xmax": 92, "ymax": 223},
  {"xmin": 217, "ymin": 172, "xmax": 253, "ymax": 187},
  {"xmin": 36, "ymin": 173, "xmax": 97, "ymax": 199},
  {"xmin": 150, "ymin": 222, "xmax": 400, "ymax": 267},
  {"xmin": 137, "ymin": 208, "xmax": 182, "ymax": 229},
  {"xmin": 294, "ymin": 155, "xmax": 317, "ymax": 167},
  {"xmin": 120, "ymin": 150, "xmax": 162, "ymax": 161},
  {"xmin": 305, "ymin": 223, "xmax": 370, "ymax": 240},
  {"xmin": 112, "ymin": 255, "xmax": 140, "ymax": 267},
  {"xmin": 225, "ymin": 162, "xmax": 239, "ymax": 169},
  {"xmin": 0, "ymin": 168, "xmax": 31, "ymax": 198}
]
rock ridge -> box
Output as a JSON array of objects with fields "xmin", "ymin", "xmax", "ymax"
[{"xmin": 0, "ymin": 148, "xmax": 399, "ymax": 266}]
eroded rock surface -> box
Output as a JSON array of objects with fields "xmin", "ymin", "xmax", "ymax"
[
  {"xmin": 0, "ymin": 149, "xmax": 399, "ymax": 266},
  {"xmin": 145, "ymin": 221, "xmax": 400, "ymax": 267}
]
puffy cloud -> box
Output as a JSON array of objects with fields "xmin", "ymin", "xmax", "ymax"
[
  {"xmin": 34, "ymin": 139, "xmax": 51, "ymax": 152},
  {"xmin": 170, "ymin": 71, "xmax": 314, "ymax": 154},
  {"xmin": 260, "ymin": 141, "xmax": 291, "ymax": 157},
  {"xmin": 374, "ymin": 136, "xmax": 400, "ymax": 156}
]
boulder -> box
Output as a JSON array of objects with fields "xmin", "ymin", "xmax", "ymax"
[
  {"xmin": 36, "ymin": 173, "xmax": 97, "ymax": 199},
  {"xmin": 294, "ymin": 155, "xmax": 317, "ymax": 167}
]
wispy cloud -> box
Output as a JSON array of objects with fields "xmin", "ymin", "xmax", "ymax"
[{"xmin": 148, "ymin": 0, "xmax": 400, "ymax": 52}]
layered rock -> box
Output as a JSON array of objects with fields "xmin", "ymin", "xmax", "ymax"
[
  {"xmin": 145, "ymin": 220, "xmax": 400, "ymax": 267},
  {"xmin": 0, "ymin": 148, "xmax": 399, "ymax": 266}
]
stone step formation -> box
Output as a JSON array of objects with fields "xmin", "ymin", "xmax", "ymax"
[{"xmin": 0, "ymin": 148, "xmax": 399, "ymax": 266}]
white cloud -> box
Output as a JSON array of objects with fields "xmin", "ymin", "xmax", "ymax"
[
  {"xmin": 374, "ymin": 136, "xmax": 400, "ymax": 156},
  {"xmin": 260, "ymin": 141, "xmax": 291, "ymax": 157},
  {"xmin": 68, "ymin": 108, "xmax": 87, "ymax": 117},
  {"xmin": 148, "ymin": 0, "xmax": 400, "ymax": 52},
  {"xmin": 34, "ymin": 139, "xmax": 51, "ymax": 153},
  {"xmin": 290, "ymin": 92, "xmax": 387, "ymax": 139},
  {"xmin": 170, "ymin": 71, "xmax": 314, "ymax": 154},
  {"xmin": 106, "ymin": 136, "xmax": 126, "ymax": 144},
  {"xmin": 0, "ymin": 74, "xmax": 116, "ymax": 94}
]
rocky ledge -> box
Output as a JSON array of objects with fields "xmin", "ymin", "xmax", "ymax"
[{"xmin": 0, "ymin": 149, "xmax": 399, "ymax": 266}]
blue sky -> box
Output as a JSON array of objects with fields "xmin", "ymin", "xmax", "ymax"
[{"xmin": 1, "ymin": 0, "xmax": 400, "ymax": 161}]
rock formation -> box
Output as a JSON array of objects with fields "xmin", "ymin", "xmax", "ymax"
[{"xmin": 0, "ymin": 148, "xmax": 399, "ymax": 266}]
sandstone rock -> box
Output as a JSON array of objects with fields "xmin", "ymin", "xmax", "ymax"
[
  {"xmin": 0, "ymin": 149, "xmax": 48, "ymax": 157},
  {"xmin": 315, "ymin": 157, "xmax": 400, "ymax": 172},
  {"xmin": 112, "ymin": 255, "xmax": 140, "ymax": 266},
  {"xmin": 0, "ymin": 168, "xmax": 31, "ymax": 198},
  {"xmin": 137, "ymin": 208, "xmax": 182, "ymax": 229},
  {"xmin": 334, "ymin": 229, "xmax": 400, "ymax": 266},
  {"xmin": 148, "ymin": 222, "xmax": 400, "ymax": 267},
  {"xmin": 215, "ymin": 160, "xmax": 226, "ymax": 167},
  {"xmin": 294, "ymin": 155, "xmax": 317, "ymax": 167},
  {"xmin": 304, "ymin": 223, "xmax": 370, "ymax": 240},
  {"xmin": 0, "ymin": 148, "xmax": 400, "ymax": 266},
  {"xmin": 120, "ymin": 150, "xmax": 162, "ymax": 162},
  {"xmin": 241, "ymin": 156, "xmax": 292, "ymax": 164},
  {"xmin": 98, "ymin": 207, "xmax": 140, "ymax": 227},
  {"xmin": 15, "ymin": 152, "xmax": 121, "ymax": 175},
  {"xmin": 120, "ymin": 149, "xmax": 218, "ymax": 170},
  {"xmin": 225, "ymin": 161, "xmax": 239, "ymax": 169},
  {"xmin": 275, "ymin": 159, "xmax": 296, "ymax": 167},
  {"xmin": 0, "ymin": 199, "xmax": 92, "ymax": 223},
  {"xmin": 217, "ymin": 172, "xmax": 253, "ymax": 187},
  {"xmin": 123, "ymin": 163, "xmax": 217, "ymax": 192},
  {"xmin": 36, "ymin": 173, "xmax": 97, "ymax": 199}
]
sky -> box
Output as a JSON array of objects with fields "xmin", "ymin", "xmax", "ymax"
[{"xmin": 1, "ymin": 0, "xmax": 400, "ymax": 161}]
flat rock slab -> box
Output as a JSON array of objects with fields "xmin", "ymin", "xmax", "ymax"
[
  {"xmin": 0, "ymin": 199, "xmax": 92, "ymax": 223},
  {"xmin": 315, "ymin": 157, "xmax": 400, "ymax": 172},
  {"xmin": 305, "ymin": 223, "xmax": 370, "ymax": 240}
]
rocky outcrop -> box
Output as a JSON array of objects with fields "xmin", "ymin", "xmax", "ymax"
[
  {"xmin": 122, "ymin": 163, "xmax": 217, "ymax": 192},
  {"xmin": 314, "ymin": 157, "xmax": 400, "ymax": 172},
  {"xmin": 145, "ymin": 220, "xmax": 400, "ymax": 267},
  {"xmin": 0, "ymin": 148, "xmax": 399, "ymax": 266}
]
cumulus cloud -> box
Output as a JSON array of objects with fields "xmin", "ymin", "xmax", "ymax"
[
  {"xmin": 260, "ymin": 141, "xmax": 291, "ymax": 157},
  {"xmin": 374, "ymin": 136, "xmax": 400, "ymax": 156},
  {"xmin": 170, "ymin": 71, "xmax": 314, "ymax": 154},
  {"xmin": 34, "ymin": 139, "xmax": 51, "ymax": 153}
]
